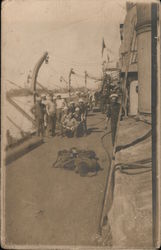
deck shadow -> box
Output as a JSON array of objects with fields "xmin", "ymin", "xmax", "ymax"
[
  {"xmin": 87, "ymin": 127, "xmax": 103, "ymax": 135},
  {"xmin": 87, "ymin": 113, "xmax": 96, "ymax": 117}
]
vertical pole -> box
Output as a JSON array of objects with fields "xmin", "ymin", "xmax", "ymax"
[
  {"xmin": 151, "ymin": 3, "xmax": 160, "ymax": 248},
  {"xmin": 68, "ymin": 68, "xmax": 74, "ymax": 98},
  {"xmin": 68, "ymin": 73, "xmax": 71, "ymax": 98},
  {"xmin": 68, "ymin": 69, "xmax": 72, "ymax": 97},
  {"xmin": 156, "ymin": 4, "xmax": 161, "ymax": 247},
  {"xmin": 85, "ymin": 71, "xmax": 87, "ymax": 90}
]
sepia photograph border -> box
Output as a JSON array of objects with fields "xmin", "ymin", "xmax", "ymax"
[{"xmin": 1, "ymin": 0, "xmax": 161, "ymax": 249}]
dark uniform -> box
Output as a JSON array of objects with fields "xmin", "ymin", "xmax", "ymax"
[
  {"xmin": 46, "ymin": 99, "xmax": 57, "ymax": 137},
  {"xmin": 74, "ymin": 112, "xmax": 81, "ymax": 122},
  {"xmin": 108, "ymin": 95, "xmax": 121, "ymax": 146},
  {"xmin": 73, "ymin": 110, "xmax": 83, "ymax": 137},
  {"xmin": 68, "ymin": 103, "xmax": 75, "ymax": 115},
  {"xmin": 100, "ymin": 74, "xmax": 111, "ymax": 112},
  {"xmin": 78, "ymin": 101, "xmax": 88, "ymax": 135},
  {"xmin": 101, "ymin": 87, "xmax": 110, "ymax": 113},
  {"xmin": 31, "ymin": 100, "xmax": 45, "ymax": 137}
]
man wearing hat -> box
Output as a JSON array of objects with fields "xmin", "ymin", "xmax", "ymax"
[
  {"xmin": 56, "ymin": 95, "xmax": 66, "ymax": 126},
  {"xmin": 78, "ymin": 98, "xmax": 88, "ymax": 135},
  {"xmin": 60, "ymin": 111, "xmax": 77, "ymax": 138},
  {"xmin": 41, "ymin": 94, "xmax": 48, "ymax": 130},
  {"xmin": 60, "ymin": 106, "xmax": 69, "ymax": 136},
  {"xmin": 105, "ymin": 103, "xmax": 110, "ymax": 130},
  {"xmin": 73, "ymin": 107, "xmax": 83, "ymax": 137},
  {"xmin": 108, "ymin": 93, "xmax": 121, "ymax": 146},
  {"xmin": 101, "ymin": 83, "xmax": 110, "ymax": 113},
  {"xmin": 74, "ymin": 107, "xmax": 81, "ymax": 122},
  {"xmin": 46, "ymin": 95, "xmax": 57, "ymax": 137},
  {"xmin": 31, "ymin": 96, "xmax": 45, "ymax": 137},
  {"xmin": 68, "ymin": 101, "xmax": 75, "ymax": 114}
]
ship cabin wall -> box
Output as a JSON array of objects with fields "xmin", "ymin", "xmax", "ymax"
[{"xmin": 119, "ymin": 3, "xmax": 152, "ymax": 115}]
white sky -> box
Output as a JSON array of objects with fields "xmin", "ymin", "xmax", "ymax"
[{"xmin": 2, "ymin": 0, "xmax": 127, "ymax": 90}]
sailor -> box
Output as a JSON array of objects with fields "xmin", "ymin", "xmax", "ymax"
[
  {"xmin": 53, "ymin": 95, "xmax": 57, "ymax": 101},
  {"xmin": 89, "ymin": 93, "xmax": 93, "ymax": 110},
  {"xmin": 60, "ymin": 106, "xmax": 69, "ymax": 136},
  {"xmin": 56, "ymin": 94, "xmax": 65, "ymax": 125},
  {"xmin": 104, "ymin": 103, "xmax": 110, "ymax": 130},
  {"xmin": 74, "ymin": 107, "xmax": 81, "ymax": 122},
  {"xmin": 68, "ymin": 101, "xmax": 75, "ymax": 114},
  {"xmin": 73, "ymin": 107, "xmax": 82, "ymax": 137},
  {"xmin": 46, "ymin": 95, "xmax": 57, "ymax": 137},
  {"xmin": 94, "ymin": 91, "xmax": 100, "ymax": 107},
  {"xmin": 41, "ymin": 93, "xmax": 46, "ymax": 101},
  {"xmin": 31, "ymin": 96, "xmax": 45, "ymax": 137},
  {"xmin": 41, "ymin": 94, "xmax": 48, "ymax": 129},
  {"xmin": 78, "ymin": 98, "xmax": 88, "ymax": 135},
  {"xmin": 108, "ymin": 93, "xmax": 121, "ymax": 146},
  {"xmin": 62, "ymin": 112, "xmax": 78, "ymax": 138}
]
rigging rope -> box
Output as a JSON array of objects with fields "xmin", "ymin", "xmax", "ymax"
[
  {"xmin": 74, "ymin": 72, "xmax": 102, "ymax": 81},
  {"xmin": 115, "ymin": 160, "xmax": 152, "ymax": 175},
  {"xmin": 6, "ymin": 79, "xmax": 23, "ymax": 89}
]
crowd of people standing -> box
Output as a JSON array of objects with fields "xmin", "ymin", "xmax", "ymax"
[
  {"xmin": 31, "ymin": 75, "xmax": 122, "ymax": 147},
  {"xmin": 31, "ymin": 93, "xmax": 88, "ymax": 138}
]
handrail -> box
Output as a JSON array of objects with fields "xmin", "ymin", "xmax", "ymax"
[
  {"xmin": 6, "ymin": 94, "xmax": 35, "ymax": 125},
  {"xmin": 7, "ymin": 116, "xmax": 26, "ymax": 134}
]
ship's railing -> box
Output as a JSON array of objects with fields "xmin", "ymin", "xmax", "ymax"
[{"xmin": 6, "ymin": 93, "xmax": 35, "ymax": 125}]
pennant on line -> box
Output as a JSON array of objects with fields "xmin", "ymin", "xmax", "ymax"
[{"xmin": 102, "ymin": 38, "xmax": 106, "ymax": 57}]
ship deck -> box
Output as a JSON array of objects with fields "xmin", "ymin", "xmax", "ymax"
[{"xmin": 5, "ymin": 111, "xmax": 113, "ymax": 246}]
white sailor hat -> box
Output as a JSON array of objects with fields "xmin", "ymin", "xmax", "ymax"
[
  {"xmin": 110, "ymin": 93, "xmax": 118, "ymax": 99},
  {"xmin": 63, "ymin": 106, "xmax": 68, "ymax": 110},
  {"xmin": 75, "ymin": 107, "xmax": 80, "ymax": 111},
  {"xmin": 78, "ymin": 98, "xmax": 84, "ymax": 103},
  {"xmin": 46, "ymin": 94, "xmax": 51, "ymax": 99},
  {"xmin": 41, "ymin": 94, "xmax": 46, "ymax": 98}
]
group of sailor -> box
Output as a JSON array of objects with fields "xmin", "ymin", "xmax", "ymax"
[
  {"xmin": 31, "ymin": 94, "xmax": 88, "ymax": 138},
  {"xmin": 31, "ymin": 80, "xmax": 122, "ymax": 147}
]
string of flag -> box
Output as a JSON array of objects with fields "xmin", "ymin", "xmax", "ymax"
[{"xmin": 101, "ymin": 37, "xmax": 114, "ymax": 61}]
